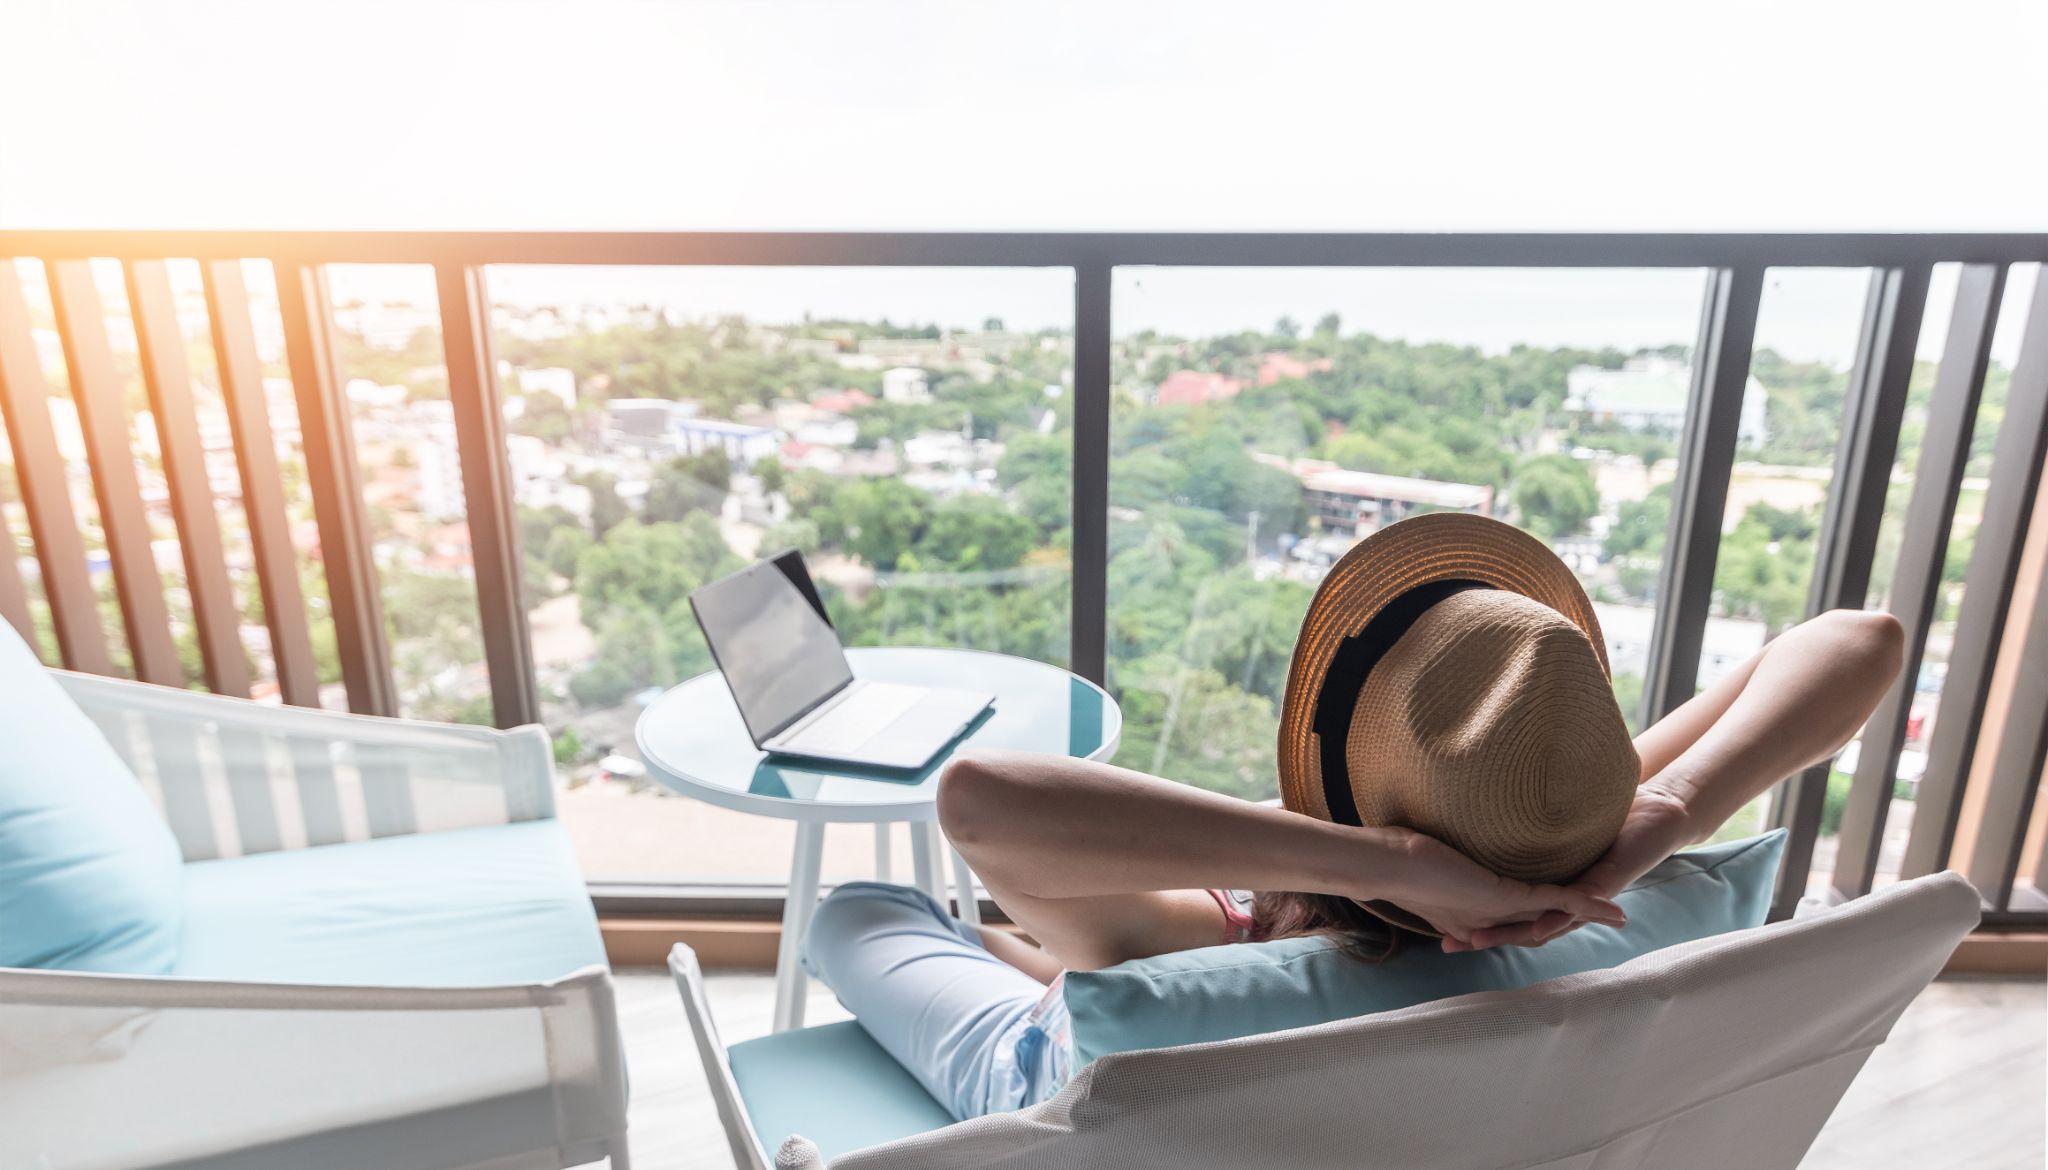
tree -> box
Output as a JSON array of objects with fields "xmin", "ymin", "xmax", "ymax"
[
  {"xmin": 1712, "ymin": 503, "xmax": 1820, "ymax": 636},
  {"xmin": 510, "ymin": 392, "xmax": 575, "ymax": 444},
  {"xmin": 575, "ymin": 471, "xmax": 630, "ymax": 538},
  {"xmin": 753, "ymin": 455, "xmax": 787, "ymax": 495},
  {"xmin": 1511, "ymin": 454, "xmax": 1600, "ymax": 538},
  {"xmin": 543, "ymin": 526, "xmax": 592, "ymax": 582},
  {"xmin": 644, "ymin": 451, "xmax": 731, "ymax": 523},
  {"xmin": 1603, "ymin": 485, "xmax": 1671, "ymax": 561},
  {"xmin": 916, "ymin": 495, "xmax": 1036, "ymax": 571},
  {"xmin": 817, "ymin": 478, "xmax": 928, "ymax": 570},
  {"xmin": 570, "ymin": 607, "xmax": 670, "ymax": 708},
  {"xmin": 575, "ymin": 515, "xmax": 741, "ymax": 623}
]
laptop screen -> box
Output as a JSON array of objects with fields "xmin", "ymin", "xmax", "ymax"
[{"xmin": 689, "ymin": 551, "xmax": 855, "ymax": 743}]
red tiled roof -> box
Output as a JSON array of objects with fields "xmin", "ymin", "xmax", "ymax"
[{"xmin": 1156, "ymin": 370, "xmax": 1245, "ymax": 406}]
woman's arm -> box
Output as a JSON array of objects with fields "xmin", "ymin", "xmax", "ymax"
[
  {"xmin": 1451, "ymin": 607, "xmax": 1905, "ymax": 951},
  {"xmin": 939, "ymin": 751, "xmax": 1624, "ymax": 970}
]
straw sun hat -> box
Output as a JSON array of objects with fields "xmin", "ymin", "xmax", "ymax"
[{"xmin": 1276, "ymin": 512, "xmax": 1640, "ymax": 934}]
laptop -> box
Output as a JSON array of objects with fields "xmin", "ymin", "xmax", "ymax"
[{"xmin": 688, "ymin": 550, "xmax": 994, "ymax": 770}]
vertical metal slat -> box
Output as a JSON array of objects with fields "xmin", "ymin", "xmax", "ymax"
[
  {"xmin": 0, "ymin": 259, "xmax": 110, "ymax": 671},
  {"xmin": 1642, "ymin": 265, "xmax": 1765, "ymax": 724},
  {"xmin": 1833, "ymin": 263, "xmax": 2006, "ymax": 899},
  {"xmin": 46, "ymin": 259, "xmax": 184, "ymax": 687},
  {"xmin": 1070, "ymin": 262, "xmax": 1112, "ymax": 686},
  {"xmin": 127, "ymin": 259, "xmax": 251, "ymax": 697},
  {"xmin": 434, "ymin": 264, "xmax": 538, "ymax": 728},
  {"xmin": 275, "ymin": 261, "xmax": 395, "ymax": 716},
  {"xmin": 202, "ymin": 260, "xmax": 322, "ymax": 706},
  {"xmin": 1903, "ymin": 274, "xmax": 2048, "ymax": 877},
  {"xmin": 1964, "ymin": 557, "xmax": 2048, "ymax": 907},
  {"xmin": 1769, "ymin": 264, "xmax": 1929, "ymax": 919}
]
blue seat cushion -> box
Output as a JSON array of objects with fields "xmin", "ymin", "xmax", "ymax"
[
  {"xmin": 729, "ymin": 1021, "xmax": 955, "ymax": 1160},
  {"xmin": 0, "ymin": 623, "xmax": 183, "ymax": 973},
  {"xmin": 1066, "ymin": 830, "xmax": 1787, "ymax": 1065},
  {"xmin": 175, "ymin": 819, "xmax": 605, "ymax": 985}
]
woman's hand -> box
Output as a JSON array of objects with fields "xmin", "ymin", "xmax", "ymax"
[
  {"xmin": 1374, "ymin": 828, "xmax": 1628, "ymax": 952},
  {"xmin": 1443, "ymin": 779, "xmax": 1696, "ymax": 952},
  {"xmin": 1572, "ymin": 779, "xmax": 1697, "ymax": 901}
]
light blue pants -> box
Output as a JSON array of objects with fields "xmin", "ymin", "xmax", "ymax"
[{"xmin": 799, "ymin": 881, "xmax": 1066, "ymax": 1120}]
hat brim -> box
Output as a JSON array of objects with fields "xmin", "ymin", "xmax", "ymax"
[{"xmin": 1276, "ymin": 513, "xmax": 1612, "ymax": 936}]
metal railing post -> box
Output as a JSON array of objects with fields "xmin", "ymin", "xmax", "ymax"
[
  {"xmin": 203, "ymin": 259, "xmax": 324, "ymax": 707},
  {"xmin": 47, "ymin": 259, "xmax": 184, "ymax": 687},
  {"xmin": 1070, "ymin": 262, "xmax": 1112, "ymax": 686},
  {"xmin": 1642, "ymin": 265, "xmax": 1763, "ymax": 725},
  {"xmin": 1832, "ymin": 263, "xmax": 2005, "ymax": 899},
  {"xmin": 0, "ymin": 259, "xmax": 109, "ymax": 671},
  {"xmin": 436, "ymin": 263, "xmax": 540, "ymax": 729},
  {"xmin": 129, "ymin": 258, "xmax": 252, "ymax": 698},
  {"xmin": 1768, "ymin": 264, "xmax": 1928, "ymax": 919},
  {"xmin": 1902, "ymin": 275, "xmax": 2048, "ymax": 879},
  {"xmin": 276, "ymin": 260, "xmax": 396, "ymax": 716}
]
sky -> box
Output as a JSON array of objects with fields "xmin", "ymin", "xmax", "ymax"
[{"xmin": 5, "ymin": 1, "xmax": 2045, "ymax": 363}]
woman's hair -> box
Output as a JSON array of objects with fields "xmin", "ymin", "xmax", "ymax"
[{"xmin": 1251, "ymin": 890, "xmax": 1403, "ymax": 961}]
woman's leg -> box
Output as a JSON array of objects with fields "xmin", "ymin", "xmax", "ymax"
[{"xmin": 800, "ymin": 881, "xmax": 1053, "ymax": 1119}]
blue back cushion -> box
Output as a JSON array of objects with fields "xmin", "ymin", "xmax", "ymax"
[
  {"xmin": 1065, "ymin": 830, "xmax": 1785, "ymax": 1065},
  {"xmin": 0, "ymin": 624, "xmax": 183, "ymax": 972}
]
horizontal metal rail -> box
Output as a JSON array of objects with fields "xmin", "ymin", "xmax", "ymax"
[{"xmin": 5, "ymin": 230, "xmax": 2048, "ymax": 268}]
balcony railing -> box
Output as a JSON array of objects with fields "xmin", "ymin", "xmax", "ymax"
[{"xmin": 2, "ymin": 230, "xmax": 2046, "ymax": 932}]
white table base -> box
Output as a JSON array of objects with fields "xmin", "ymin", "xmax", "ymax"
[{"xmin": 772, "ymin": 820, "xmax": 983, "ymax": 1032}]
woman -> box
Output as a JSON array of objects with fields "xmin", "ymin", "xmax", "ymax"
[{"xmin": 801, "ymin": 516, "xmax": 1904, "ymax": 1122}]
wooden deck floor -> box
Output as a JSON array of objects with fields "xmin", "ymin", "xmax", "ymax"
[{"xmin": 611, "ymin": 969, "xmax": 2046, "ymax": 1169}]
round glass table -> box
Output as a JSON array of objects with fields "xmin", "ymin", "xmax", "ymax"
[{"xmin": 636, "ymin": 646, "xmax": 1121, "ymax": 1030}]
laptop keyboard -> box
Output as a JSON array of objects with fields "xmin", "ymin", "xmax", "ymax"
[{"xmin": 780, "ymin": 682, "xmax": 927, "ymax": 753}]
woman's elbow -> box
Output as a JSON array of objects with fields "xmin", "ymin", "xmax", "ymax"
[{"xmin": 1823, "ymin": 608, "xmax": 1905, "ymax": 682}]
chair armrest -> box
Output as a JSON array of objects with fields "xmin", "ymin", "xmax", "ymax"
[
  {"xmin": 671, "ymin": 943, "xmax": 774, "ymax": 1170},
  {"xmin": 0, "ymin": 964, "xmax": 627, "ymax": 1170},
  {"xmin": 54, "ymin": 670, "xmax": 555, "ymax": 860}
]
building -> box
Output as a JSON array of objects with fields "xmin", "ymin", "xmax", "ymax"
[
  {"xmin": 811, "ymin": 388, "xmax": 874, "ymax": 414},
  {"xmin": 671, "ymin": 417, "xmax": 780, "ymax": 466},
  {"xmin": 882, "ymin": 367, "xmax": 932, "ymax": 404},
  {"xmin": 606, "ymin": 399, "xmax": 690, "ymax": 449},
  {"xmin": 601, "ymin": 399, "xmax": 777, "ymax": 465},
  {"xmin": 1295, "ymin": 463, "xmax": 1493, "ymax": 534},
  {"xmin": 771, "ymin": 399, "xmax": 860, "ymax": 447},
  {"xmin": 1565, "ymin": 356, "xmax": 1769, "ymax": 447},
  {"xmin": 1257, "ymin": 352, "xmax": 1332, "ymax": 386},
  {"xmin": 1155, "ymin": 369, "xmax": 1245, "ymax": 406}
]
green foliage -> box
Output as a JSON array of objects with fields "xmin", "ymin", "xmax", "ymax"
[
  {"xmin": 566, "ymin": 515, "xmax": 740, "ymax": 703},
  {"xmin": 1745, "ymin": 349, "xmax": 1848, "ymax": 466},
  {"xmin": 572, "ymin": 607, "xmax": 671, "ymax": 708},
  {"xmin": 552, "ymin": 725, "xmax": 587, "ymax": 766},
  {"xmin": 543, "ymin": 526, "xmax": 592, "ymax": 581},
  {"xmin": 575, "ymin": 515, "xmax": 741, "ymax": 623},
  {"xmin": 510, "ymin": 392, "xmax": 576, "ymax": 444},
  {"xmin": 1604, "ymin": 484, "xmax": 1671, "ymax": 562},
  {"xmin": 643, "ymin": 450, "xmax": 732, "ymax": 524},
  {"xmin": 1511, "ymin": 453, "xmax": 1600, "ymax": 538},
  {"xmin": 915, "ymin": 495, "xmax": 1036, "ymax": 571},
  {"xmin": 575, "ymin": 471, "xmax": 631, "ymax": 538},
  {"xmin": 1713, "ymin": 502, "xmax": 1821, "ymax": 635}
]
